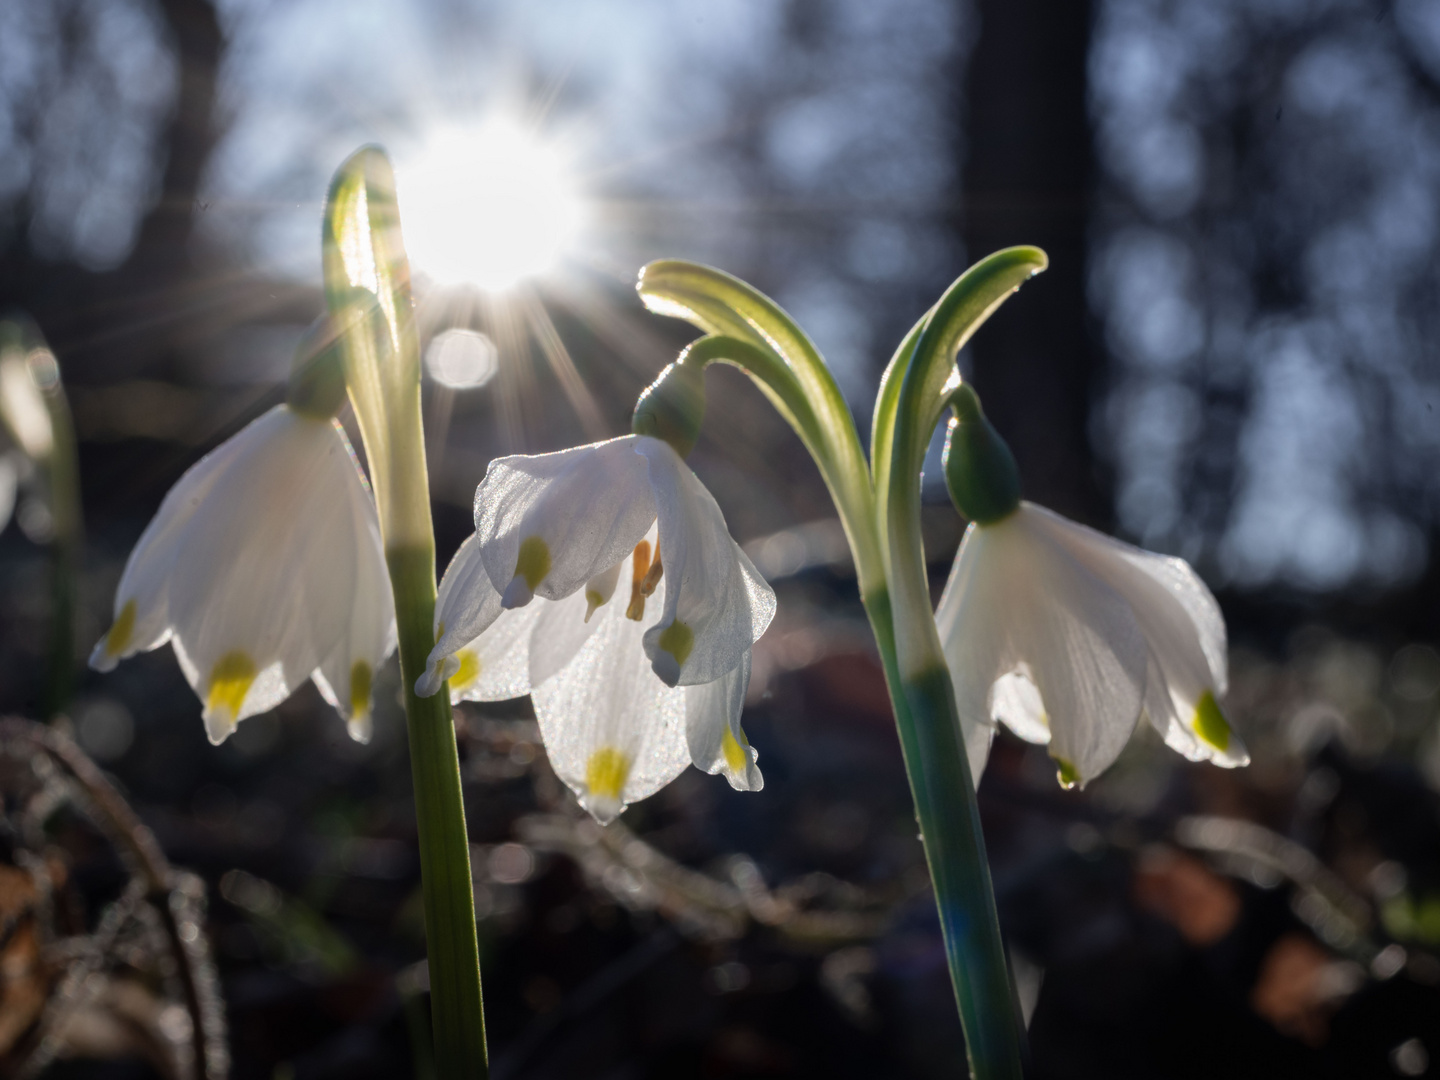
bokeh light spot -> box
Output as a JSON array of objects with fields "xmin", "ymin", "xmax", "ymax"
[{"xmin": 425, "ymin": 329, "xmax": 499, "ymax": 390}]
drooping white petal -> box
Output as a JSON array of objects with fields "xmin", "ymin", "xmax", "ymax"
[
  {"xmin": 938, "ymin": 510, "xmax": 1148, "ymax": 787},
  {"xmin": 1027, "ymin": 504, "xmax": 1246, "ymax": 768},
  {"xmin": 166, "ymin": 409, "xmax": 367, "ymax": 742},
  {"xmin": 997, "ymin": 510, "xmax": 1148, "ymax": 786},
  {"xmin": 311, "ymin": 434, "xmax": 397, "ymax": 743},
  {"xmin": 419, "ymin": 532, "xmax": 598, "ymax": 703},
  {"xmin": 935, "ymin": 523, "xmax": 1005, "ymax": 787},
  {"xmin": 89, "ymin": 414, "xmax": 243, "ymax": 672},
  {"xmin": 474, "ymin": 436, "xmax": 656, "ymax": 608},
  {"xmin": 419, "ymin": 533, "xmax": 505, "ymax": 697},
  {"xmin": 528, "ymin": 585, "xmax": 606, "ymax": 688},
  {"xmin": 684, "ymin": 650, "xmax": 762, "ymax": 792},
  {"xmin": 634, "ymin": 437, "xmax": 776, "ymax": 687},
  {"xmin": 530, "ymin": 549, "xmax": 689, "ymax": 823}
]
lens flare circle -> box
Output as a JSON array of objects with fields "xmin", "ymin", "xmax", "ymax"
[
  {"xmin": 425, "ymin": 329, "xmax": 498, "ymax": 390},
  {"xmin": 400, "ymin": 118, "xmax": 582, "ymax": 292}
]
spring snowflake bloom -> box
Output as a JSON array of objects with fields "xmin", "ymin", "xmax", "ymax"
[
  {"xmin": 90, "ymin": 404, "xmax": 396, "ymax": 745},
  {"xmin": 416, "ymin": 434, "xmax": 774, "ymax": 822},
  {"xmin": 937, "ymin": 502, "xmax": 1247, "ymax": 789}
]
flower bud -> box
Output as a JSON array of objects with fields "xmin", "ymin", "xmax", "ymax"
[
  {"xmin": 942, "ymin": 383, "xmax": 1021, "ymax": 525},
  {"xmin": 286, "ymin": 315, "xmax": 348, "ymax": 419},
  {"xmin": 631, "ymin": 356, "xmax": 706, "ymax": 458}
]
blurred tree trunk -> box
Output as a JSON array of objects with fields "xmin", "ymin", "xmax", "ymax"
[
  {"xmin": 125, "ymin": 0, "xmax": 224, "ymax": 286},
  {"xmin": 4, "ymin": 0, "xmax": 224, "ymax": 384},
  {"xmin": 960, "ymin": 0, "xmax": 1109, "ymax": 527}
]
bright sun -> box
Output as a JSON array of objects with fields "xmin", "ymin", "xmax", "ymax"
[{"xmin": 398, "ymin": 118, "xmax": 583, "ymax": 292}]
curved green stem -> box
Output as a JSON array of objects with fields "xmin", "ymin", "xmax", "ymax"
[
  {"xmin": 878, "ymin": 247, "xmax": 1047, "ymax": 1080},
  {"xmin": 880, "ymin": 246, "xmax": 1047, "ymax": 678},
  {"xmin": 323, "ymin": 148, "xmax": 487, "ymax": 1079},
  {"xmin": 644, "ymin": 250, "xmax": 1047, "ymax": 1080},
  {"xmin": 637, "ymin": 263, "xmax": 884, "ymax": 605}
]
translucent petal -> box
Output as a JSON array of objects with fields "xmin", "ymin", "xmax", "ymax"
[
  {"xmin": 450, "ymin": 605, "xmax": 545, "ymax": 702},
  {"xmin": 311, "ymin": 433, "xmax": 397, "ymax": 739},
  {"xmin": 421, "ymin": 537, "xmax": 612, "ymax": 704},
  {"xmin": 89, "ymin": 410, "xmax": 242, "ymax": 671},
  {"xmin": 684, "ymin": 650, "xmax": 762, "ymax": 792},
  {"xmin": 529, "ymin": 550, "xmax": 689, "ymax": 824},
  {"xmin": 419, "ymin": 533, "xmax": 505, "ymax": 697},
  {"xmin": 474, "ymin": 436, "xmax": 655, "ymax": 607},
  {"xmin": 938, "ymin": 510, "xmax": 1147, "ymax": 787},
  {"xmin": 1027, "ymin": 504, "xmax": 1246, "ymax": 767},
  {"xmin": 529, "ymin": 582, "xmax": 606, "ymax": 688},
  {"xmin": 635, "ymin": 438, "xmax": 776, "ymax": 687},
  {"xmin": 999, "ymin": 510, "xmax": 1146, "ymax": 785},
  {"xmin": 934, "ymin": 522, "xmax": 1004, "ymax": 787},
  {"xmin": 166, "ymin": 410, "xmax": 363, "ymax": 738}
]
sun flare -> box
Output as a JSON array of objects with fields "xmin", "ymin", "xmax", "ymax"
[{"xmin": 398, "ymin": 118, "xmax": 583, "ymax": 292}]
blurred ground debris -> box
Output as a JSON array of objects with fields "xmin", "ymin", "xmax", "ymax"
[{"xmin": 0, "ymin": 717, "xmax": 226, "ymax": 1078}]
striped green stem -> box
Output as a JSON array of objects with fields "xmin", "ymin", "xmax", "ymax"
[
  {"xmin": 390, "ymin": 545, "xmax": 487, "ymax": 1075},
  {"xmin": 639, "ymin": 249, "xmax": 1046, "ymax": 1079},
  {"xmin": 323, "ymin": 148, "xmax": 487, "ymax": 1078}
]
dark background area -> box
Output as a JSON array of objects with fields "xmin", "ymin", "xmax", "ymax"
[{"xmin": 2, "ymin": 0, "xmax": 1440, "ymax": 1077}]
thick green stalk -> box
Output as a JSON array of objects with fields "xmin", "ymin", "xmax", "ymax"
[
  {"xmin": 391, "ymin": 546, "xmax": 487, "ymax": 1076},
  {"xmin": 323, "ymin": 147, "xmax": 487, "ymax": 1078},
  {"xmin": 641, "ymin": 251, "xmax": 1046, "ymax": 1079},
  {"xmin": 879, "ymin": 247, "xmax": 1047, "ymax": 1079}
]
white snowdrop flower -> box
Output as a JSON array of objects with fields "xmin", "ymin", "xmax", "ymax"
[
  {"xmin": 937, "ymin": 384, "xmax": 1244, "ymax": 790},
  {"xmin": 937, "ymin": 501, "xmax": 1247, "ymax": 789},
  {"xmin": 417, "ymin": 435, "xmax": 774, "ymax": 822},
  {"xmin": 471, "ymin": 434, "xmax": 775, "ymax": 689},
  {"xmin": 90, "ymin": 404, "xmax": 396, "ymax": 745}
]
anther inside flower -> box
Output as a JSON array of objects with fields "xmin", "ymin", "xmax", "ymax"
[
  {"xmin": 90, "ymin": 404, "xmax": 396, "ymax": 745},
  {"xmin": 417, "ymin": 435, "xmax": 774, "ymax": 822}
]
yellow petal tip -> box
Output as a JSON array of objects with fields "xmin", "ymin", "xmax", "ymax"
[
  {"xmin": 585, "ymin": 746, "xmax": 631, "ymax": 804},
  {"xmin": 1053, "ymin": 757, "xmax": 1082, "ymax": 791},
  {"xmin": 657, "ymin": 620, "xmax": 694, "ymax": 669},
  {"xmin": 1192, "ymin": 690, "xmax": 1231, "ymax": 752},
  {"xmin": 721, "ymin": 726, "xmax": 750, "ymax": 775},
  {"xmin": 451, "ymin": 650, "xmax": 481, "ymax": 691},
  {"xmin": 349, "ymin": 660, "xmax": 373, "ymax": 720},
  {"xmin": 206, "ymin": 651, "xmax": 257, "ymax": 732},
  {"xmin": 105, "ymin": 598, "xmax": 138, "ymax": 659}
]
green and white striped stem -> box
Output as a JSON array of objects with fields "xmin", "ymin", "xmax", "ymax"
[{"xmin": 638, "ymin": 247, "xmax": 1047, "ymax": 1080}]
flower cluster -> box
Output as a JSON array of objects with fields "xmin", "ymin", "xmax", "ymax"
[{"xmin": 416, "ymin": 433, "xmax": 774, "ymax": 822}]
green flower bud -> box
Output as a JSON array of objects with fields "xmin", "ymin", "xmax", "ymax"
[
  {"xmin": 286, "ymin": 315, "xmax": 348, "ymax": 420},
  {"xmin": 942, "ymin": 383, "xmax": 1021, "ymax": 525},
  {"xmin": 632, "ymin": 355, "xmax": 706, "ymax": 458}
]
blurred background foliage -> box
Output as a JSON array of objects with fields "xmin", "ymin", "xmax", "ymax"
[{"xmin": 2, "ymin": 0, "xmax": 1440, "ymax": 1077}]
